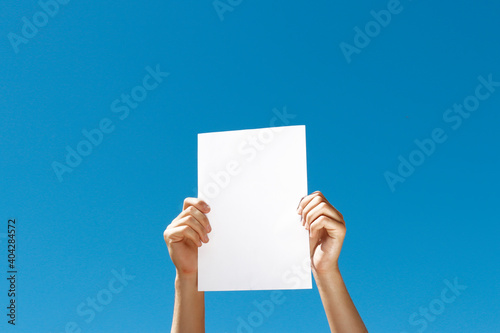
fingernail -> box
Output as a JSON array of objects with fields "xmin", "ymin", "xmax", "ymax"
[
  {"xmin": 205, "ymin": 235, "xmax": 210, "ymax": 242},
  {"xmin": 207, "ymin": 224, "xmax": 212, "ymax": 232}
]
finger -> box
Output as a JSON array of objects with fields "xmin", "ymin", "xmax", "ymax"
[
  {"xmin": 304, "ymin": 201, "xmax": 344, "ymax": 230},
  {"xmin": 177, "ymin": 225, "xmax": 204, "ymax": 247},
  {"xmin": 301, "ymin": 195, "xmax": 323, "ymax": 227},
  {"xmin": 176, "ymin": 215, "xmax": 209, "ymax": 243},
  {"xmin": 309, "ymin": 215, "xmax": 346, "ymax": 240},
  {"xmin": 164, "ymin": 225, "xmax": 203, "ymax": 247},
  {"xmin": 304, "ymin": 201, "xmax": 328, "ymax": 230},
  {"xmin": 297, "ymin": 191, "xmax": 324, "ymax": 215},
  {"xmin": 183, "ymin": 197, "xmax": 211, "ymax": 214},
  {"xmin": 177, "ymin": 205, "xmax": 212, "ymax": 232}
]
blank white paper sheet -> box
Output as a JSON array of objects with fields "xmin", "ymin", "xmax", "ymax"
[{"xmin": 197, "ymin": 125, "xmax": 312, "ymax": 291}]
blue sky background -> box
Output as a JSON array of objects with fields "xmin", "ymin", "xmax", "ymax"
[{"xmin": 1, "ymin": 0, "xmax": 499, "ymax": 332}]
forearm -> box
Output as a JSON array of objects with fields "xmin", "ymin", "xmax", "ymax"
[
  {"xmin": 171, "ymin": 273, "xmax": 205, "ymax": 333},
  {"xmin": 314, "ymin": 268, "xmax": 367, "ymax": 333}
]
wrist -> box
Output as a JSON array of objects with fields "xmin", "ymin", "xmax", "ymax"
[
  {"xmin": 312, "ymin": 260, "xmax": 340, "ymax": 276},
  {"xmin": 313, "ymin": 265, "xmax": 342, "ymax": 284},
  {"xmin": 175, "ymin": 271, "xmax": 198, "ymax": 288}
]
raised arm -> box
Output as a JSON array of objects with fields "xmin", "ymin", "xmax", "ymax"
[
  {"xmin": 163, "ymin": 198, "xmax": 212, "ymax": 333},
  {"xmin": 297, "ymin": 191, "xmax": 367, "ymax": 333}
]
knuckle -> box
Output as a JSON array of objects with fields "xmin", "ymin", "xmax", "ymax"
[
  {"xmin": 177, "ymin": 216, "xmax": 190, "ymax": 226},
  {"xmin": 163, "ymin": 229, "xmax": 173, "ymax": 242},
  {"xmin": 185, "ymin": 215, "xmax": 196, "ymax": 224},
  {"xmin": 317, "ymin": 215, "xmax": 329, "ymax": 224},
  {"xmin": 337, "ymin": 222, "xmax": 347, "ymax": 234}
]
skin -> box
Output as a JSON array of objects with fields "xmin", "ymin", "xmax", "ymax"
[{"xmin": 163, "ymin": 191, "xmax": 367, "ymax": 333}]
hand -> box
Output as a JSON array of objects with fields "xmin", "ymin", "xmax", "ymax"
[
  {"xmin": 297, "ymin": 191, "xmax": 346, "ymax": 275},
  {"xmin": 163, "ymin": 198, "xmax": 212, "ymax": 277}
]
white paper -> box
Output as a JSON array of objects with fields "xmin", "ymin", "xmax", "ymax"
[{"xmin": 197, "ymin": 125, "xmax": 311, "ymax": 291}]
